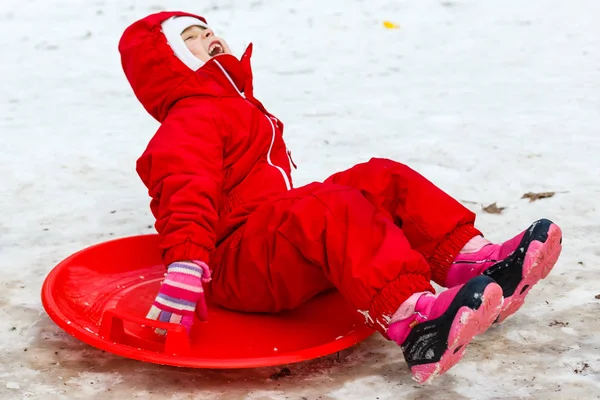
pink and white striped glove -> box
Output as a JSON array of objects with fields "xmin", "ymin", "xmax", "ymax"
[{"xmin": 146, "ymin": 260, "xmax": 212, "ymax": 335}]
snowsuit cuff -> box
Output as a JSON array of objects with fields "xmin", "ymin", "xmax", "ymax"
[
  {"xmin": 163, "ymin": 240, "xmax": 211, "ymax": 266},
  {"xmin": 368, "ymin": 273, "xmax": 435, "ymax": 338},
  {"xmin": 427, "ymin": 224, "xmax": 482, "ymax": 286}
]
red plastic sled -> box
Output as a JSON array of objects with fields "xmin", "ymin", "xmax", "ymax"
[{"xmin": 41, "ymin": 235, "xmax": 374, "ymax": 368}]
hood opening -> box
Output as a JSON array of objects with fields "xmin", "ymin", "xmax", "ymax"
[{"xmin": 161, "ymin": 16, "xmax": 208, "ymax": 71}]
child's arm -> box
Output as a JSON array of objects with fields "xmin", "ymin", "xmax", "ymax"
[{"xmin": 136, "ymin": 112, "xmax": 224, "ymax": 332}]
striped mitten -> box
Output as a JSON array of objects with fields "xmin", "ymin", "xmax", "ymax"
[{"xmin": 146, "ymin": 260, "xmax": 212, "ymax": 335}]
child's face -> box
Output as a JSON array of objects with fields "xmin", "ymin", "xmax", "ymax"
[{"xmin": 181, "ymin": 25, "xmax": 231, "ymax": 62}]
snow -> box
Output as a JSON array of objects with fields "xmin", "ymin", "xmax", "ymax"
[{"xmin": 1, "ymin": 0, "xmax": 599, "ymax": 398}]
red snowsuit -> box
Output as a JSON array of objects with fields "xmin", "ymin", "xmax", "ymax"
[{"xmin": 119, "ymin": 11, "xmax": 481, "ymax": 335}]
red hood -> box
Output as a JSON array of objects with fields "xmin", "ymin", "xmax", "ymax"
[{"xmin": 118, "ymin": 11, "xmax": 256, "ymax": 122}]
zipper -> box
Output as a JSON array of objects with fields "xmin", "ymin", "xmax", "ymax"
[
  {"xmin": 214, "ymin": 60, "xmax": 291, "ymax": 191},
  {"xmin": 265, "ymin": 116, "xmax": 292, "ymax": 190}
]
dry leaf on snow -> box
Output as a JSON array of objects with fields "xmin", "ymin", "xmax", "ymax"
[
  {"xmin": 522, "ymin": 191, "xmax": 555, "ymax": 202},
  {"xmin": 483, "ymin": 203, "xmax": 505, "ymax": 214}
]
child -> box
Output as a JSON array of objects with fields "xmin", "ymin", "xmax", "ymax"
[{"xmin": 118, "ymin": 11, "xmax": 562, "ymax": 383}]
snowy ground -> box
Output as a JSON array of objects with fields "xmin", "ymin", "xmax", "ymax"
[{"xmin": 1, "ymin": 0, "xmax": 600, "ymax": 398}]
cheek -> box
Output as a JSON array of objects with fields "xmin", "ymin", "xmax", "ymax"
[{"xmin": 188, "ymin": 42, "xmax": 209, "ymax": 61}]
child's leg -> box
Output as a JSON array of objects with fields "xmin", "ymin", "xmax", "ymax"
[
  {"xmin": 324, "ymin": 157, "xmax": 481, "ymax": 286},
  {"xmin": 209, "ymin": 182, "xmax": 502, "ymax": 383},
  {"xmin": 210, "ymin": 182, "xmax": 435, "ymax": 330},
  {"xmin": 324, "ymin": 157, "xmax": 563, "ymax": 323}
]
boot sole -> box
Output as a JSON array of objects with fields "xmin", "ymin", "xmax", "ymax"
[
  {"xmin": 483, "ymin": 219, "xmax": 562, "ymax": 323},
  {"xmin": 407, "ymin": 277, "xmax": 503, "ymax": 384}
]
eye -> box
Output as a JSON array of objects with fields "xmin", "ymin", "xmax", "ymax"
[{"xmin": 183, "ymin": 36, "xmax": 194, "ymax": 41}]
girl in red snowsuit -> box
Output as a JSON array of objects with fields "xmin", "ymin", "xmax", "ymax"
[{"xmin": 119, "ymin": 12, "xmax": 563, "ymax": 383}]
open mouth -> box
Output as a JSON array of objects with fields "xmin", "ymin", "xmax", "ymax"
[{"xmin": 208, "ymin": 40, "xmax": 225, "ymax": 57}]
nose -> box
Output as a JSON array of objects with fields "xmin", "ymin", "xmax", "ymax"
[{"xmin": 202, "ymin": 28, "xmax": 214, "ymax": 39}]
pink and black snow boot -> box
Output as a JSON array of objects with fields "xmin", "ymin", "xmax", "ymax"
[
  {"xmin": 387, "ymin": 275, "xmax": 503, "ymax": 384},
  {"xmin": 447, "ymin": 218, "xmax": 562, "ymax": 323}
]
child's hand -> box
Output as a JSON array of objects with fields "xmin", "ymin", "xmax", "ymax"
[{"xmin": 146, "ymin": 260, "xmax": 212, "ymax": 335}]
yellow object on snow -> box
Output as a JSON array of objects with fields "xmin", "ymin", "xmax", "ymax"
[{"xmin": 383, "ymin": 21, "xmax": 400, "ymax": 29}]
